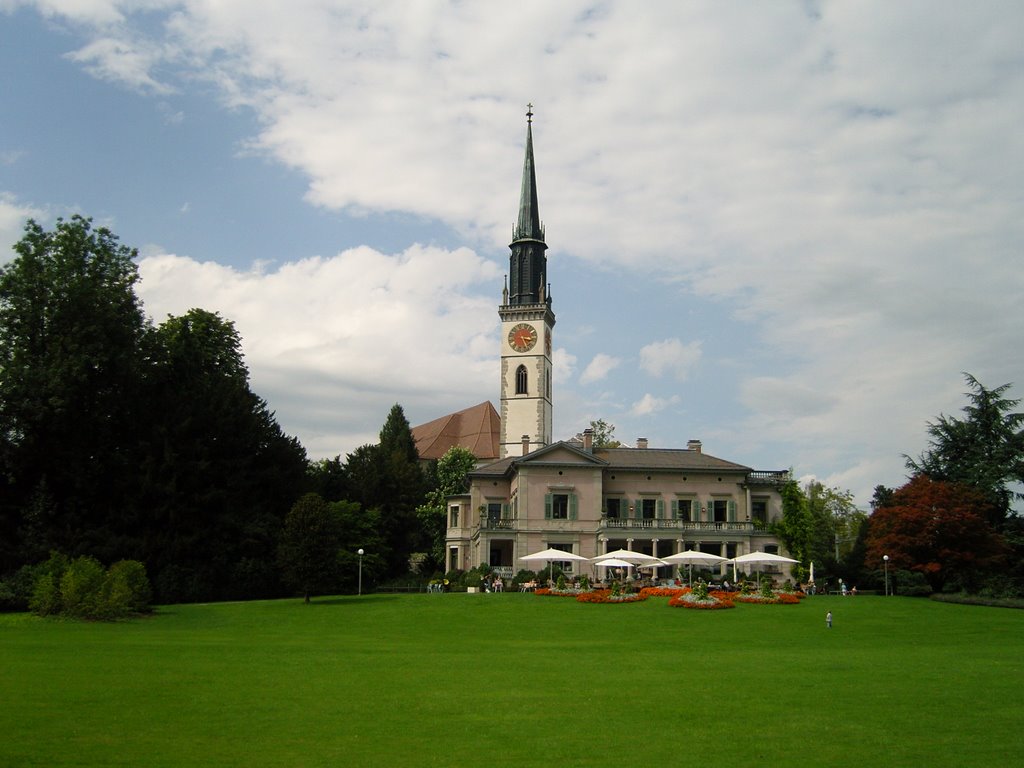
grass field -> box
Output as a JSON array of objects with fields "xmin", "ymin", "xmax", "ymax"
[{"xmin": 2, "ymin": 592, "xmax": 1023, "ymax": 767}]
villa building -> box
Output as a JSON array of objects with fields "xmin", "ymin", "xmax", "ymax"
[{"xmin": 440, "ymin": 108, "xmax": 790, "ymax": 581}]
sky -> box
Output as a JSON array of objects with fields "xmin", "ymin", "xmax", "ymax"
[{"xmin": 2, "ymin": 1, "xmax": 1022, "ymax": 509}]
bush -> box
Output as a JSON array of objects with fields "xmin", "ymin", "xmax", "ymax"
[
  {"xmin": 28, "ymin": 552, "xmax": 70, "ymax": 616},
  {"xmin": 107, "ymin": 560, "xmax": 152, "ymax": 613},
  {"xmin": 60, "ymin": 556, "xmax": 108, "ymax": 618},
  {"xmin": 1, "ymin": 564, "xmax": 43, "ymax": 612},
  {"xmin": 895, "ymin": 570, "xmax": 933, "ymax": 597},
  {"xmin": 27, "ymin": 554, "xmax": 153, "ymax": 620}
]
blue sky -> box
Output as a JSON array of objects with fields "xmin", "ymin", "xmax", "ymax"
[{"xmin": 2, "ymin": 1, "xmax": 1023, "ymax": 509}]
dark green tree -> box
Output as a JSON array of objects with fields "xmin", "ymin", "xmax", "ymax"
[
  {"xmin": 0, "ymin": 216, "xmax": 147, "ymax": 570},
  {"xmin": 277, "ymin": 493, "xmax": 344, "ymax": 603},
  {"xmin": 137, "ymin": 308, "xmax": 306, "ymax": 601},
  {"xmin": 373, "ymin": 404, "xmax": 427, "ymax": 575},
  {"xmin": 906, "ymin": 373, "xmax": 1024, "ymax": 526}
]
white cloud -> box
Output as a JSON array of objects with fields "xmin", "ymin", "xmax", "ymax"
[
  {"xmin": 639, "ymin": 339, "xmax": 702, "ymax": 381},
  {"xmin": 9, "ymin": 0, "xmax": 1024, "ymax": 507},
  {"xmin": 630, "ymin": 393, "xmax": 679, "ymax": 417},
  {"xmin": 0, "ymin": 193, "xmax": 45, "ymax": 263},
  {"xmin": 580, "ymin": 352, "xmax": 621, "ymax": 385},
  {"xmin": 137, "ymin": 242, "xmax": 501, "ymax": 458}
]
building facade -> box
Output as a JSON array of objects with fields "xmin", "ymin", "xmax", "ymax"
[{"xmin": 444, "ymin": 110, "xmax": 790, "ymax": 582}]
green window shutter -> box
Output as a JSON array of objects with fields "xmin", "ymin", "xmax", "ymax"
[
  {"xmin": 728, "ymin": 500, "xmax": 736, "ymax": 522},
  {"xmin": 656, "ymin": 499, "xmax": 665, "ymax": 519},
  {"xmin": 569, "ymin": 494, "xmax": 578, "ymax": 520},
  {"xmin": 502, "ymin": 503, "xmax": 510, "ymax": 519},
  {"xmin": 544, "ymin": 494, "xmax": 552, "ymax": 520},
  {"xmin": 671, "ymin": 499, "xmax": 678, "ymax": 519}
]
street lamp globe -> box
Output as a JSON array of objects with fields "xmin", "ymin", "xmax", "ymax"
[{"xmin": 357, "ymin": 549, "xmax": 365, "ymax": 596}]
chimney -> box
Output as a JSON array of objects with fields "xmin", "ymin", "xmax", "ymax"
[
  {"xmin": 583, "ymin": 428, "xmax": 593, "ymax": 452},
  {"xmin": 687, "ymin": 439, "xmax": 702, "ymax": 454},
  {"xmin": 636, "ymin": 437, "xmax": 648, "ymax": 450},
  {"xmin": 522, "ymin": 434, "xmax": 530, "ymax": 455}
]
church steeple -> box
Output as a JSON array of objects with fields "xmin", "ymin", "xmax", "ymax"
[
  {"xmin": 508, "ymin": 104, "xmax": 549, "ymax": 306},
  {"xmin": 498, "ymin": 104, "xmax": 555, "ymax": 458}
]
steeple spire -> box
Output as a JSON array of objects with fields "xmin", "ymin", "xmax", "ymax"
[{"xmin": 507, "ymin": 104, "xmax": 549, "ymax": 306}]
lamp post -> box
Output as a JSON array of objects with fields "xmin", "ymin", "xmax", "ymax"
[
  {"xmin": 357, "ymin": 548, "xmax": 364, "ymax": 596},
  {"xmin": 883, "ymin": 554, "xmax": 889, "ymax": 596}
]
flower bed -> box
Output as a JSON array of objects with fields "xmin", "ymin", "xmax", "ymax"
[
  {"xmin": 668, "ymin": 591, "xmax": 734, "ymax": 610},
  {"xmin": 639, "ymin": 586, "xmax": 686, "ymax": 598},
  {"xmin": 734, "ymin": 592, "xmax": 801, "ymax": 605},
  {"xmin": 534, "ymin": 587, "xmax": 585, "ymax": 597},
  {"xmin": 575, "ymin": 589, "xmax": 646, "ymax": 604}
]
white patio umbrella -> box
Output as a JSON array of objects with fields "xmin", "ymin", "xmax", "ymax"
[
  {"xmin": 663, "ymin": 550, "xmax": 728, "ymax": 586},
  {"xmin": 593, "ymin": 549, "xmax": 661, "ymax": 563},
  {"xmin": 592, "ymin": 557, "xmax": 642, "ymax": 584},
  {"xmin": 729, "ymin": 551, "xmax": 798, "ymax": 586},
  {"xmin": 520, "ymin": 547, "xmax": 590, "ymax": 586}
]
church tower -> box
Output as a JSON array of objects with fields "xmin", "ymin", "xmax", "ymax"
[{"xmin": 499, "ymin": 105, "xmax": 555, "ymax": 457}]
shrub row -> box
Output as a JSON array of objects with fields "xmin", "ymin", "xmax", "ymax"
[{"xmin": 29, "ymin": 553, "xmax": 152, "ymax": 620}]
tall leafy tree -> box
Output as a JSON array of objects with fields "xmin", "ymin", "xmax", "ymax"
[
  {"xmin": 0, "ymin": 217, "xmax": 147, "ymax": 569},
  {"xmin": 277, "ymin": 493, "xmax": 345, "ymax": 603},
  {"xmin": 416, "ymin": 446, "xmax": 477, "ymax": 570},
  {"xmin": 138, "ymin": 308, "xmax": 306, "ymax": 601},
  {"xmin": 771, "ymin": 477, "xmax": 809, "ymax": 567},
  {"xmin": 865, "ymin": 475, "xmax": 1007, "ymax": 592},
  {"xmin": 375, "ymin": 404, "xmax": 427, "ymax": 575},
  {"xmin": 906, "ymin": 373, "xmax": 1024, "ymax": 525}
]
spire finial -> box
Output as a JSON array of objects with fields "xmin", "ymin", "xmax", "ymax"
[{"xmin": 526, "ymin": 103, "xmax": 533, "ymax": 124}]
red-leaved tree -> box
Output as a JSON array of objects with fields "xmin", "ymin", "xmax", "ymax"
[{"xmin": 865, "ymin": 475, "xmax": 1007, "ymax": 591}]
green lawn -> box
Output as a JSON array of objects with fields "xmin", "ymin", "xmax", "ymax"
[{"xmin": 1, "ymin": 593, "xmax": 1022, "ymax": 767}]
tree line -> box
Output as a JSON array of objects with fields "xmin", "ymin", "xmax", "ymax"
[
  {"xmin": 773, "ymin": 373, "xmax": 1024, "ymax": 597},
  {"xmin": 1, "ymin": 217, "xmax": 465, "ymax": 606}
]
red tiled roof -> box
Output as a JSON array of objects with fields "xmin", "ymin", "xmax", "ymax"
[{"xmin": 411, "ymin": 401, "xmax": 501, "ymax": 462}]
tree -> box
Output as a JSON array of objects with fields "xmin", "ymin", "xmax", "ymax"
[
  {"xmin": 0, "ymin": 216, "xmax": 147, "ymax": 570},
  {"xmin": 771, "ymin": 477, "xmax": 810, "ymax": 568},
  {"xmin": 416, "ymin": 446, "xmax": 477, "ymax": 570},
  {"xmin": 571, "ymin": 419, "xmax": 621, "ymax": 448},
  {"xmin": 865, "ymin": 475, "xmax": 1007, "ymax": 592},
  {"xmin": 906, "ymin": 373, "xmax": 1024, "ymax": 526},
  {"xmin": 277, "ymin": 494, "xmax": 344, "ymax": 603},
  {"xmin": 373, "ymin": 404, "xmax": 427, "ymax": 575},
  {"xmin": 137, "ymin": 308, "xmax": 307, "ymax": 601}
]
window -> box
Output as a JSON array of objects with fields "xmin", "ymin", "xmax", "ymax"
[
  {"xmin": 546, "ymin": 369, "xmax": 551, "ymax": 398},
  {"xmin": 545, "ymin": 493, "xmax": 577, "ymax": 520},
  {"xmin": 640, "ymin": 498, "xmax": 656, "ymax": 520},
  {"xmin": 712, "ymin": 500, "xmax": 727, "ymax": 522},
  {"xmin": 552, "ymin": 494, "xmax": 568, "ymax": 519},
  {"xmin": 487, "ymin": 502, "xmax": 502, "ymax": 525},
  {"xmin": 752, "ymin": 499, "xmax": 768, "ymax": 524},
  {"xmin": 516, "ymin": 365, "xmax": 528, "ymax": 395},
  {"xmin": 674, "ymin": 499, "xmax": 692, "ymax": 521},
  {"xmin": 449, "ymin": 505, "xmax": 459, "ymax": 527},
  {"xmin": 606, "ymin": 498, "xmax": 622, "ymax": 519},
  {"xmin": 448, "ymin": 547, "xmax": 459, "ymax": 571}
]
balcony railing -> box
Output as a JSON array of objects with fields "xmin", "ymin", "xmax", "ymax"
[
  {"xmin": 481, "ymin": 518, "xmax": 517, "ymax": 531},
  {"xmin": 600, "ymin": 518, "xmax": 770, "ymax": 532},
  {"xmin": 477, "ymin": 517, "xmax": 772, "ymax": 533}
]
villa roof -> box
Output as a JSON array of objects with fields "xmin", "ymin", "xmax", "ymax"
[
  {"xmin": 594, "ymin": 447, "xmax": 753, "ymax": 473},
  {"xmin": 411, "ymin": 401, "xmax": 501, "ymax": 462}
]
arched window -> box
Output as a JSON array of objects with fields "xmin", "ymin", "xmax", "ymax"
[{"xmin": 515, "ymin": 365, "xmax": 528, "ymax": 395}]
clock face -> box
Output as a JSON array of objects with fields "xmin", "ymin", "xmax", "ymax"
[{"xmin": 508, "ymin": 323, "xmax": 538, "ymax": 352}]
